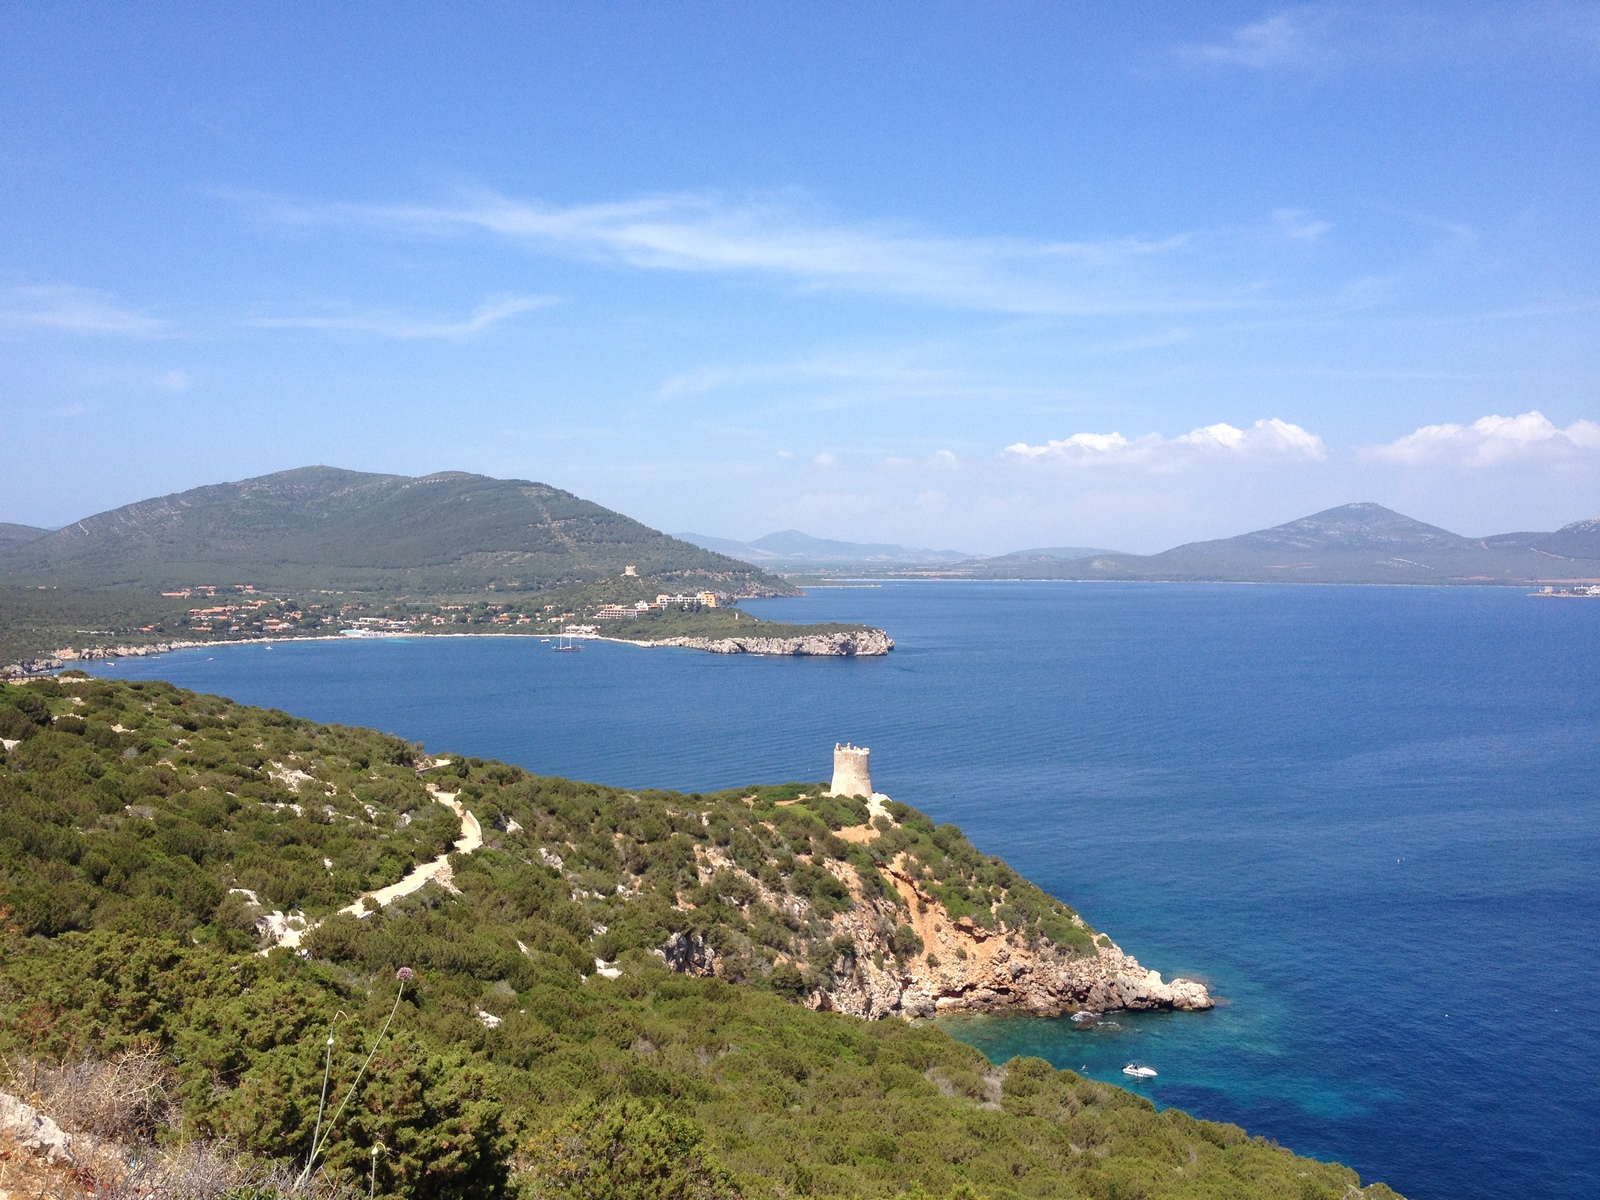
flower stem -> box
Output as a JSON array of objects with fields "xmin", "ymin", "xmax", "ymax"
[{"xmin": 297, "ymin": 982, "xmax": 405, "ymax": 1191}]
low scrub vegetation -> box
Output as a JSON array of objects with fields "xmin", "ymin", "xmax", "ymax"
[{"xmin": 0, "ymin": 677, "xmax": 1402, "ymax": 1198}]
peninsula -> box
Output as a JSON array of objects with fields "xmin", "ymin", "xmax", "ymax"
[{"xmin": 0, "ymin": 674, "xmax": 1400, "ymax": 1198}]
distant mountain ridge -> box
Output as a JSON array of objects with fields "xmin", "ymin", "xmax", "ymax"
[
  {"xmin": 0, "ymin": 467, "xmax": 792, "ymax": 595},
  {"xmin": 946, "ymin": 503, "xmax": 1600, "ymax": 585},
  {"xmin": 957, "ymin": 545, "xmax": 1119, "ymax": 570},
  {"xmin": 678, "ymin": 528, "xmax": 972, "ymax": 566},
  {"xmin": 0, "ymin": 523, "xmax": 49, "ymax": 550}
]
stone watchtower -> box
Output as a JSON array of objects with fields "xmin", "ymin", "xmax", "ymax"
[{"xmin": 829, "ymin": 743, "xmax": 872, "ymax": 798}]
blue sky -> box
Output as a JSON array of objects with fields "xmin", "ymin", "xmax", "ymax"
[{"xmin": 2, "ymin": 3, "xmax": 1596, "ymax": 553}]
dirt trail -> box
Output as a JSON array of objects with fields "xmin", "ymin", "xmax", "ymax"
[
  {"xmin": 335, "ymin": 788, "xmax": 481, "ymax": 917},
  {"xmin": 261, "ymin": 785, "xmax": 481, "ymax": 952}
]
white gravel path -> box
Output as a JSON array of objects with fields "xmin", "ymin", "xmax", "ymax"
[{"xmin": 258, "ymin": 785, "xmax": 481, "ymax": 952}]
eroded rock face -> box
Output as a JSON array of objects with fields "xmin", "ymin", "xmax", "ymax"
[
  {"xmin": 624, "ymin": 630, "xmax": 894, "ymax": 656},
  {"xmin": 657, "ymin": 930, "xmax": 718, "ymax": 976},
  {"xmin": 804, "ymin": 872, "xmax": 1212, "ymax": 1021},
  {"xmin": 0, "ymin": 1091, "xmax": 74, "ymax": 1166},
  {"xmin": 663, "ymin": 828, "xmax": 1212, "ymax": 1021}
]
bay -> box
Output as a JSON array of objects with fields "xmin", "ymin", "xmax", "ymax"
[{"xmin": 89, "ymin": 582, "xmax": 1600, "ymax": 1200}]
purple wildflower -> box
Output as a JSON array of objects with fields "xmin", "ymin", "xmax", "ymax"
[{"xmin": 396, "ymin": 966, "xmax": 414, "ymax": 982}]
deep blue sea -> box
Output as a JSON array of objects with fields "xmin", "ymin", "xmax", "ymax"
[{"xmin": 89, "ymin": 583, "xmax": 1600, "ymax": 1200}]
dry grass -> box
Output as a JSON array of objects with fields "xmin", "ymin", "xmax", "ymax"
[
  {"xmin": 7, "ymin": 1047, "xmax": 176, "ymax": 1144},
  {"xmin": 2, "ymin": 1053, "xmax": 353, "ymax": 1200}
]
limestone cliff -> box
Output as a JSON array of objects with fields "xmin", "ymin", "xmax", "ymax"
[
  {"xmin": 664, "ymin": 800, "xmax": 1211, "ymax": 1021},
  {"xmin": 620, "ymin": 629, "xmax": 894, "ymax": 656},
  {"xmin": 810, "ymin": 858, "xmax": 1212, "ymax": 1019}
]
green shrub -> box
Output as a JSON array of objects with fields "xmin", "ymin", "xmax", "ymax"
[
  {"xmin": 0, "ymin": 680, "xmax": 1403, "ymax": 1200},
  {"xmin": 522, "ymin": 1098, "xmax": 739, "ymax": 1199}
]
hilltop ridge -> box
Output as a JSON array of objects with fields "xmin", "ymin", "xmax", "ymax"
[
  {"xmin": 0, "ymin": 522, "xmax": 49, "ymax": 549},
  {"xmin": 0, "ymin": 468, "xmax": 896, "ymax": 670},
  {"xmin": 0, "ymin": 466, "xmax": 793, "ymax": 596}
]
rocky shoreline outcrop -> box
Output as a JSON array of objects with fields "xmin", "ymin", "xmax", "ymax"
[
  {"xmin": 809, "ymin": 888, "xmax": 1213, "ymax": 1020},
  {"xmin": 2, "ymin": 640, "xmax": 209, "ymax": 678},
  {"xmin": 3, "ymin": 627, "xmax": 897, "ymax": 676},
  {"xmin": 619, "ymin": 628, "xmax": 894, "ymax": 656},
  {"xmin": 667, "ymin": 808, "xmax": 1211, "ymax": 1021}
]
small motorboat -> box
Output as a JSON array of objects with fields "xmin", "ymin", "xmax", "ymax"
[{"xmin": 1122, "ymin": 1063, "xmax": 1158, "ymax": 1079}]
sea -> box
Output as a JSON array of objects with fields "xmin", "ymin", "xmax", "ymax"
[{"xmin": 87, "ymin": 582, "xmax": 1600, "ymax": 1200}]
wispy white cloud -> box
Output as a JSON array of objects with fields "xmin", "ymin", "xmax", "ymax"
[
  {"xmin": 1363, "ymin": 410, "xmax": 1600, "ymax": 466},
  {"xmin": 657, "ymin": 352, "xmax": 977, "ymax": 404},
  {"xmin": 1183, "ymin": 8, "xmax": 1335, "ymax": 68},
  {"xmin": 236, "ymin": 188, "xmax": 1254, "ymax": 316},
  {"xmin": 0, "ymin": 285, "xmax": 168, "ymax": 337},
  {"xmin": 1006, "ymin": 418, "xmax": 1327, "ymax": 470},
  {"xmin": 1272, "ymin": 208, "xmax": 1333, "ymax": 240},
  {"xmin": 1177, "ymin": 4, "xmax": 1600, "ymax": 74},
  {"xmin": 248, "ymin": 295, "xmax": 556, "ymax": 339}
]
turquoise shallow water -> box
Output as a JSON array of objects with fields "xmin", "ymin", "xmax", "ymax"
[{"xmin": 90, "ymin": 583, "xmax": 1600, "ymax": 1199}]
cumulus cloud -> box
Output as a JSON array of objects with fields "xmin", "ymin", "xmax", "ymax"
[
  {"xmin": 0, "ymin": 285, "xmax": 168, "ymax": 337},
  {"xmin": 1364, "ymin": 410, "xmax": 1600, "ymax": 467},
  {"xmin": 248, "ymin": 295, "xmax": 555, "ymax": 339},
  {"xmin": 1005, "ymin": 418, "xmax": 1326, "ymax": 470}
]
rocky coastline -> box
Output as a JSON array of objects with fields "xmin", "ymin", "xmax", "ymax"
[
  {"xmin": 664, "ymin": 805, "xmax": 1211, "ymax": 1021},
  {"xmin": 615, "ymin": 628, "xmax": 894, "ymax": 656},
  {"xmin": 1, "ymin": 640, "xmax": 210, "ymax": 678},
  {"xmin": 2, "ymin": 625, "xmax": 897, "ymax": 676},
  {"xmin": 812, "ymin": 860, "xmax": 1213, "ymax": 1020}
]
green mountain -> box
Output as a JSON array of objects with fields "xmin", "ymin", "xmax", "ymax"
[
  {"xmin": 0, "ymin": 675, "xmax": 1403, "ymax": 1199},
  {"xmin": 952, "ymin": 504, "xmax": 1600, "ymax": 584},
  {"xmin": 0, "ymin": 522, "xmax": 50, "ymax": 549},
  {"xmin": 0, "ymin": 467, "xmax": 794, "ymax": 596}
]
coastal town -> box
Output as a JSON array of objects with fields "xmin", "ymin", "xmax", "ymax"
[
  {"xmin": 1530, "ymin": 584, "xmax": 1600, "ymax": 597},
  {"xmin": 1, "ymin": 581, "xmax": 783, "ymax": 676}
]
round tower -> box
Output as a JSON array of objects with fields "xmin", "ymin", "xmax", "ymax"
[{"xmin": 829, "ymin": 742, "xmax": 872, "ymax": 798}]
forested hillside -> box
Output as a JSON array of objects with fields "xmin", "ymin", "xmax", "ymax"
[
  {"xmin": 0, "ymin": 467, "xmax": 794, "ymax": 596},
  {"xmin": 0, "ymin": 522, "xmax": 49, "ymax": 549},
  {"xmin": 0, "ymin": 677, "xmax": 1401, "ymax": 1199}
]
